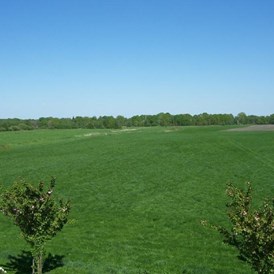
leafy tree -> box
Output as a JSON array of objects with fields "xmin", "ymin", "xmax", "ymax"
[
  {"xmin": 47, "ymin": 118, "xmax": 60, "ymax": 129},
  {"xmin": 18, "ymin": 123, "xmax": 32, "ymax": 130},
  {"xmin": 130, "ymin": 115, "xmax": 143, "ymax": 127},
  {"xmin": 38, "ymin": 117, "xmax": 51, "ymax": 129},
  {"xmin": 157, "ymin": 112, "xmax": 173, "ymax": 126},
  {"xmin": 1, "ymin": 112, "xmax": 274, "ymax": 130},
  {"xmin": 204, "ymin": 183, "xmax": 273, "ymax": 273},
  {"xmin": 269, "ymin": 114, "xmax": 274, "ymax": 124},
  {"xmin": 173, "ymin": 114, "xmax": 192, "ymax": 126},
  {"xmin": 236, "ymin": 112, "xmax": 248, "ymax": 124},
  {"xmin": 99, "ymin": 115, "xmax": 118, "ymax": 128},
  {"xmin": 146, "ymin": 115, "xmax": 158, "ymax": 126},
  {"xmin": 116, "ymin": 115, "xmax": 126, "ymax": 128},
  {"xmin": 0, "ymin": 178, "xmax": 70, "ymax": 274},
  {"xmin": 192, "ymin": 113, "xmax": 209, "ymax": 125}
]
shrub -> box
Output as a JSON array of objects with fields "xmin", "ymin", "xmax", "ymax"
[
  {"xmin": 206, "ymin": 183, "xmax": 274, "ymax": 273},
  {"xmin": 0, "ymin": 178, "xmax": 70, "ymax": 274}
]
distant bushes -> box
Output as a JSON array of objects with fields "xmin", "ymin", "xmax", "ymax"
[{"xmin": 1, "ymin": 112, "xmax": 274, "ymax": 131}]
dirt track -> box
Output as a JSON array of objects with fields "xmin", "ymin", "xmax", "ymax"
[{"xmin": 227, "ymin": 125, "xmax": 274, "ymax": 132}]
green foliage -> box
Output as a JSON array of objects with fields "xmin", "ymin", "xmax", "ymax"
[
  {"xmin": 218, "ymin": 183, "xmax": 273, "ymax": 273},
  {"xmin": 1, "ymin": 112, "xmax": 274, "ymax": 131},
  {"xmin": 0, "ymin": 178, "xmax": 70, "ymax": 274}
]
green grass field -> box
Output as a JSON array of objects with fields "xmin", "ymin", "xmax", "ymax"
[{"xmin": 0, "ymin": 126, "xmax": 273, "ymax": 273}]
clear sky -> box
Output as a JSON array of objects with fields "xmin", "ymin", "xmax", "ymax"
[{"xmin": 0, "ymin": 0, "xmax": 273, "ymax": 118}]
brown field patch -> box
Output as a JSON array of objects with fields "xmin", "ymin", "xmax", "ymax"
[{"xmin": 227, "ymin": 125, "xmax": 274, "ymax": 132}]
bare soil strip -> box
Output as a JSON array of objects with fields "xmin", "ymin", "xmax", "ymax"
[{"xmin": 227, "ymin": 125, "xmax": 274, "ymax": 132}]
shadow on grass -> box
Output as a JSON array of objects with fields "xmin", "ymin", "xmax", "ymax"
[{"xmin": 4, "ymin": 250, "xmax": 64, "ymax": 274}]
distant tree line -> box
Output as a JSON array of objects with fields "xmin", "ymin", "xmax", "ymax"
[{"xmin": 0, "ymin": 112, "xmax": 274, "ymax": 131}]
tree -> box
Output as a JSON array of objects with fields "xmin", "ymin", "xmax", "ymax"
[
  {"xmin": 204, "ymin": 183, "xmax": 273, "ymax": 273},
  {"xmin": 157, "ymin": 112, "xmax": 173, "ymax": 126},
  {"xmin": 0, "ymin": 178, "xmax": 70, "ymax": 274},
  {"xmin": 268, "ymin": 114, "xmax": 274, "ymax": 124},
  {"xmin": 116, "ymin": 115, "xmax": 126, "ymax": 128},
  {"xmin": 173, "ymin": 114, "xmax": 192, "ymax": 126},
  {"xmin": 236, "ymin": 112, "xmax": 248, "ymax": 125}
]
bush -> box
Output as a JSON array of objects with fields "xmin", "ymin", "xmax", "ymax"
[
  {"xmin": 0, "ymin": 178, "xmax": 70, "ymax": 274},
  {"xmin": 204, "ymin": 183, "xmax": 273, "ymax": 273}
]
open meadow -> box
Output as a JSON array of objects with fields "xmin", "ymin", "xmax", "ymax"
[{"xmin": 0, "ymin": 126, "xmax": 273, "ymax": 273}]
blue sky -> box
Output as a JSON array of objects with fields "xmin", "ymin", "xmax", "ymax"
[{"xmin": 0, "ymin": 0, "xmax": 273, "ymax": 118}]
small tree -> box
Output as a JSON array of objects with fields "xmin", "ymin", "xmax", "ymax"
[
  {"xmin": 0, "ymin": 178, "xmax": 70, "ymax": 274},
  {"xmin": 203, "ymin": 183, "xmax": 273, "ymax": 273}
]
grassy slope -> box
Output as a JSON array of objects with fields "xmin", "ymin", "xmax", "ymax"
[{"xmin": 0, "ymin": 126, "xmax": 273, "ymax": 273}]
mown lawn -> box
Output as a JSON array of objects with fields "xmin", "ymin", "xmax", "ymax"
[{"xmin": 0, "ymin": 126, "xmax": 273, "ymax": 273}]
